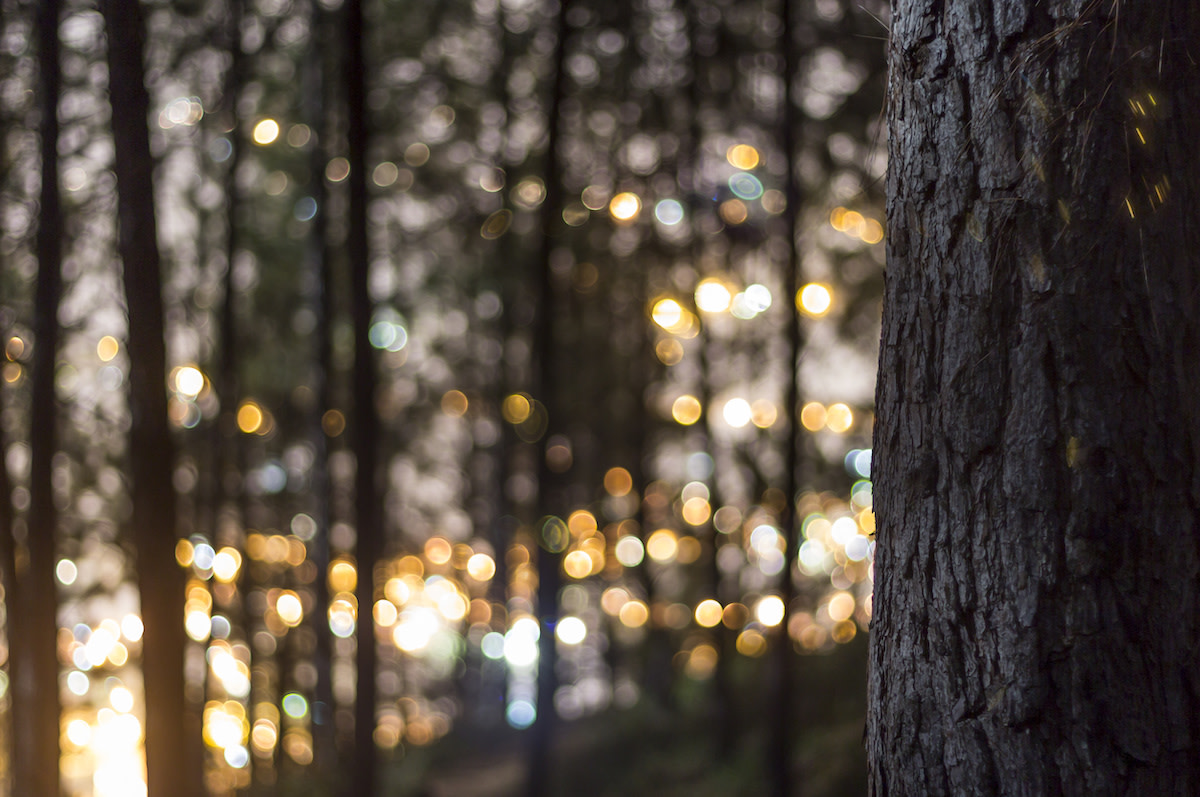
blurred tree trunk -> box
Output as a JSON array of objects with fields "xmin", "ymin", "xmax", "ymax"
[
  {"xmin": 870, "ymin": 2, "xmax": 1200, "ymax": 794},
  {"xmin": 17, "ymin": 1, "xmax": 64, "ymax": 794},
  {"xmin": 527, "ymin": 2, "xmax": 570, "ymax": 795},
  {"xmin": 345, "ymin": 1, "xmax": 381, "ymax": 794},
  {"xmin": 102, "ymin": 1, "xmax": 198, "ymax": 796}
]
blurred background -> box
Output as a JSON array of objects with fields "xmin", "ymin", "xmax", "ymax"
[{"xmin": 0, "ymin": 0, "xmax": 887, "ymax": 793}]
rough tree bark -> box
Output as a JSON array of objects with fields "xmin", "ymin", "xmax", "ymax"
[
  {"xmin": 102, "ymin": 1, "xmax": 199, "ymax": 795},
  {"xmin": 869, "ymin": 1, "xmax": 1200, "ymax": 794}
]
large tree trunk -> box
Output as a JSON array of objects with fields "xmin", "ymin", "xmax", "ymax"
[
  {"xmin": 869, "ymin": 2, "xmax": 1200, "ymax": 794},
  {"xmin": 102, "ymin": 2, "xmax": 198, "ymax": 796}
]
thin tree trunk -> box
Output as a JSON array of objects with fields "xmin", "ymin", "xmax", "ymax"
[
  {"xmin": 769, "ymin": 0, "xmax": 803, "ymax": 793},
  {"xmin": 102, "ymin": 2, "xmax": 197, "ymax": 795},
  {"xmin": 345, "ymin": 1, "xmax": 381, "ymax": 794},
  {"xmin": 870, "ymin": 2, "xmax": 1200, "ymax": 794},
  {"xmin": 527, "ymin": 2, "xmax": 570, "ymax": 795},
  {"xmin": 18, "ymin": 1, "xmax": 64, "ymax": 793}
]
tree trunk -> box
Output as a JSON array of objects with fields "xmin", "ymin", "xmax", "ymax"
[
  {"xmin": 102, "ymin": 2, "xmax": 198, "ymax": 795},
  {"xmin": 869, "ymin": 2, "xmax": 1200, "ymax": 794},
  {"xmin": 345, "ymin": 1, "xmax": 381, "ymax": 794},
  {"xmin": 19, "ymin": 0, "xmax": 64, "ymax": 793}
]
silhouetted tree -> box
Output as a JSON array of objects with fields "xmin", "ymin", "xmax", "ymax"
[{"xmin": 102, "ymin": 1, "xmax": 199, "ymax": 794}]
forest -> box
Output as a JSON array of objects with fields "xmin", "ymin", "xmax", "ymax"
[{"xmin": 0, "ymin": 0, "xmax": 890, "ymax": 794}]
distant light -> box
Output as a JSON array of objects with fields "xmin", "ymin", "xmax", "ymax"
[
  {"xmin": 671, "ymin": 395, "xmax": 702, "ymax": 426},
  {"xmin": 174, "ymin": 366, "xmax": 204, "ymax": 398},
  {"xmin": 212, "ymin": 548, "xmax": 242, "ymax": 583},
  {"xmin": 294, "ymin": 196, "xmax": 318, "ymax": 222},
  {"xmin": 66, "ymin": 719, "xmax": 92, "ymax": 747},
  {"xmin": 722, "ymin": 398, "xmax": 752, "ymax": 428},
  {"xmin": 728, "ymin": 172, "xmax": 764, "ymax": 200},
  {"xmin": 252, "ymin": 119, "xmax": 280, "ymax": 145},
  {"xmin": 726, "ymin": 144, "xmax": 760, "ymax": 170},
  {"xmin": 282, "ymin": 693, "xmax": 308, "ymax": 719},
  {"xmin": 225, "ymin": 745, "xmax": 250, "ymax": 768},
  {"xmin": 56, "ymin": 559, "xmax": 78, "ymax": 586},
  {"xmin": 506, "ymin": 699, "xmax": 536, "ymax": 729},
  {"xmin": 755, "ymin": 595, "xmax": 786, "ymax": 627},
  {"xmin": 324, "ymin": 156, "xmax": 350, "ymax": 183},
  {"xmin": 467, "ymin": 553, "xmax": 496, "ymax": 581},
  {"xmin": 825, "ymin": 403, "xmax": 854, "ymax": 433},
  {"xmin": 751, "ymin": 400, "xmax": 777, "ymax": 429},
  {"xmin": 609, "ymin": 192, "xmax": 641, "ymax": 222},
  {"xmin": 97, "ymin": 336, "xmax": 120, "ymax": 362},
  {"xmin": 504, "ymin": 618, "xmax": 540, "ymax": 668},
  {"xmin": 646, "ymin": 529, "xmax": 678, "ymax": 563},
  {"xmin": 110, "ymin": 686, "xmax": 135, "ymax": 713},
  {"xmin": 276, "ymin": 591, "xmax": 303, "ymax": 627},
  {"xmin": 67, "ymin": 671, "xmax": 90, "ymax": 696},
  {"xmin": 556, "ymin": 616, "xmax": 587, "ymax": 645},
  {"xmin": 695, "ymin": 278, "xmax": 733, "ymax": 313},
  {"xmin": 237, "ymin": 402, "xmax": 263, "ymax": 434},
  {"xmin": 695, "ymin": 599, "xmax": 723, "ymax": 628},
  {"xmin": 799, "ymin": 283, "xmax": 833, "ymax": 316},
  {"xmin": 563, "ymin": 550, "xmax": 593, "ymax": 579},
  {"xmin": 481, "ymin": 632, "xmax": 505, "ymax": 659},
  {"xmin": 614, "ymin": 536, "xmax": 644, "ymax": 567},
  {"xmin": 654, "ymin": 199, "xmax": 684, "ymax": 225},
  {"xmin": 651, "ymin": 298, "xmax": 684, "ymax": 331},
  {"xmin": 618, "ymin": 599, "xmax": 649, "ymax": 628},
  {"xmin": 604, "ymin": 467, "xmax": 633, "ymax": 497},
  {"xmin": 800, "ymin": 402, "xmax": 827, "ymax": 431}
]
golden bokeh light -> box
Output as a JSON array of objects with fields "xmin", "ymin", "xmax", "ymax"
[
  {"xmin": 252, "ymin": 119, "xmax": 280, "ymax": 145},
  {"xmin": 695, "ymin": 599, "xmax": 723, "ymax": 628},
  {"xmin": 798, "ymin": 283, "xmax": 833, "ymax": 316},
  {"xmin": 685, "ymin": 644, "xmax": 718, "ymax": 679},
  {"xmin": 97, "ymin": 336, "xmax": 120, "ymax": 362},
  {"xmin": 736, "ymin": 628, "xmax": 767, "ymax": 657},
  {"xmin": 755, "ymin": 595, "xmax": 786, "ymax": 627},
  {"xmin": 800, "ymin": 402, "xmax": 827, "ymax": 431},
  {"xmin": 276, "ymin": 591, "xmax": 303, "ymax": 627},
  {"xmin": 608, "ymin": 192, "xmax": 641, "ymax": 222},
  {"xmin": 681, "ymin": 497, "xmax": 711, "ymax": 526},
  {"xmin": 466, "ymin": 553, "xmax": 496, "ymax": 581},
  {"xmin": 424, "ymin": 537, "xmax": 453, "ymax": 566},
  {"xmin": 671, "ymin": 395, "xmax": 702, "ymax": 426},
  {"xmin": 751, "ymin": 400, "xmax": 777, "ymax": 429},
  {"xmin": 827, "ymin": 591, "xmax": 856, "ymax": 622},
  {"xmin": 373, "ymin": 600, "xmax": 398, "ymax": 627},
  {"xmin": 825, "ymin": 403, "xmax": 854, "ymax": 433},
  {"xmin": 329, "ymin": 560, "xmax": 358, "ymax": 593},
  {"xmin": 174, "ymin": 366, "xmax": 204, "ymax": 398},
  {"xmin": 726, "ymin": 143, "xmax": 760, "ymax": 170},
  {"xmin": 441, "ymin": 389, "xmax": 469, "ymax": 417},
  {"xmin": 655, "ymin": 338, "xmax": 684, "ymax": 365},
  {"xmin": 604, "ymin": 467, "xmax": 633, "ymax": 497},
  {"xmin": 694, "ymin": 278, "xmax": 733, "ymax": 313},
  {"xmin": 676, "ymin": 535, "xmax": 701, "ymax": 564},
  {"xmin": 563, "ymin": 550, "xmax": 593, "ymax": 579},
  {"xmin": 651, "ymin": 298, "xmax": 684, "ymax": 331},
  {"xmin": 236, "ymin": 401, "xmax": 263, "ymax": 434},
  {"xmin": 618, "ymin": 599, "xmax": 649, "ymax": 628},
  {"xmin": 322, "ymin": 409, "xmax": 346, "ymax": 437},
  {"xmin": 502, "ymin": 393, "xmax": 532, "ymax": 424},
  {"xmin": 646, "ymin": 529, "xmax": 678, "ymax": 563},
  {"xmin": 722, "ymin": 398, "xmax": 752, "ymax": 428}
]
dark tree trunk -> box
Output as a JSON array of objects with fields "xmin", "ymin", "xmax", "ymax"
[
  {"xmin": 869, "ymin": 2, "xmax": 1200, "ymax": 794},
  {"xmin": 345, "ymin": 1, "xmax": 381, "ymax": 794},
  {"xmin": 527, "ymin": 3, "xmax": 570, "ymax": 795},
  {"xmin": 102, "ymin": 2, "xmax": 198, "ymax": 796},
  {"xmin": 16, "ymin": 2, "xmax": 64, "ymax": 793}
]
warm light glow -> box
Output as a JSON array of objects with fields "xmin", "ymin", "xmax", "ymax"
[
  {"xmin": 799, "ymin": 283, "xmax": 833, "ymax": 316},
  {"xmin": 174, "ymin": 366, "xmax": 204, "ymax": 397},
  {"xmin": 609, "ymin": 192, "xmax": 641, "ymax": 222},
  {"xmin": 825, "ymin": 403, "xmax": 854, "ymax": 433},
  {"xmin": 827, "ymin": 591, "xmax": 856, "ymax": 622},
  {"xmin": 672, "ymin": 395, "xmax": 702, "ymax": 426},
  {"xmin": 56, "ymin": 558, "xmax": 78, "ymax": 585},
  {"xmin": 695, "ymin": 599, "xmax": 723, "ymax": 628},
  {"xmin": 329, "ymin": 560, "xmax": 358, "ymax": 592},
  {"xmin": 681, "ymin": 498, "xmax": 711, "ymax": 526},
  {"xmin": 276, "ymin": 591, "xmax": 303, "ymax": 627},
  {"xmin": 97, "ymin": 336, "xmax": 120, "ymax": 362},
  {"xmin": 646, "ymin": 529, "xmax": 678, "ymax": 563},
  {"xmin": 722, "ymin": 398, "xmax": 752, "ymax": 428},
  {"xmin": 441, "ymin": 389, "xmax": 469, "ymax": 416},
  {"xmin": 563, "ymin": 550, "xmax": 593, "ymax": 579},
  {"xmin": 618, "ymin": 599, "xmax": 649, "ymax": 628},
  {"xmin": 755, "ymin": 595, "xmax": 786, "ymax": 627},
  {"xmin": 373, "ymin": 600, "xmax": 398, "ymax": 627},
  {"xmin": 466, "ymin": 553, "xmax": 496, "ymax": 581},
  {"xmin": 751, "ymin": 400, "xmax": 777, "ymax": 429},
  {"xmin": 800, "ymin": 402, "xmax": 827, "ymax": 431},
  {"xmin": 604, "ymin": 467, "xmax": 633, "ymax": 497},
  {"xmin": 695, "ymin": 278, "xmax": 733, "ymax": 313},
  {"xmin": 424, "ymin": 537, "xmax": 453, "ymax": 566},
  {"xmin": 726, "ymin": 144, "xmax": 760, "ymax": 170},
  {"xmin": 236, "ymin": 401, "xmax": 263, "ymax": 434},
  {"xmin": 252, "ymin": 119, "xmax": 280, "ymax": 145},
  {"xmin": 502, "ymin": 394, "xmax": 532, "ymax": 424},
  {"xmin": 651, "ymin": 298, "xmax": 684, "ymax": 331},
  {"xmin": 212, "ymin": 548, "xmax": 242, "ymax": 583}
]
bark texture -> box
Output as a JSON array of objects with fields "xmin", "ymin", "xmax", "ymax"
[{"xmin": 870, "ymin": 1, "xmax": 1200, "ymax": 794}]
